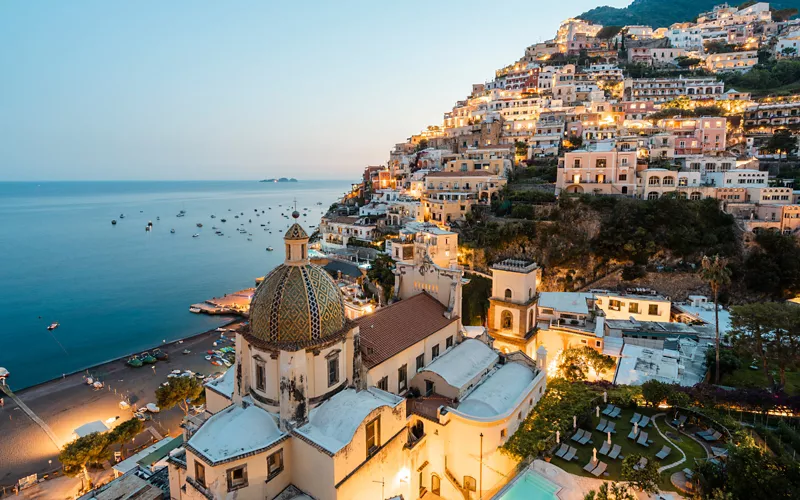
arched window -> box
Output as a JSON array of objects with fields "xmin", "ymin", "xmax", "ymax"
[
  {"xmin": 528, "ymin": 310, "xmax": 534, "ymax": 330},
  {"xmin": 648, "ymin": 176, "xmax": 660, "ymax": 185},
  {"xmin": 501, "ymin": 311, "xmax": 513, "ymax": 329},
  {"xmin": 690, "ymin": 192, "xmax": 702, "ymax": 200},
  {"xmin": 528, "ymin": 288, "xmax": 533, "ymax": 300},
  {"xmin": 648, "ymin": 192, "xmax": 659, "ymax": 200},
  {"xmin": 663, "ymin": 177, "xmax": 674, "ymax": 186},
  {"xmin": 504, "ymin": 288, "xmax": 512, "ymax": 300}
]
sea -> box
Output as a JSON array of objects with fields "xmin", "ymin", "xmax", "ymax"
[{"xmin": 0, "ymin": 180, "xmax": 352, "ymax": 390}]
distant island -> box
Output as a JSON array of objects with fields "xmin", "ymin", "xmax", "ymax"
[{"xmin": 259, "ymin": 178, "xmax": 298, "ymax": 183}]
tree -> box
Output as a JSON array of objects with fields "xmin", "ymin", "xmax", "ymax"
[
  {"xmin": 704, "ymin": 347, "xmax": 741, "ymax": 383},
  {"xmin": 514, "ymin": 140, "xmax": 528, "ymax": 159},
  {"xmin": 366, "ymin": 253, "xmax": 395, "ymax": 304},
  {"xmin": 666, "ymin": 389, "xmax": 691, "ymax": 408},
  {"xmin": 155, "ymin": 376, "xmax": 204, "ymax": 416},
  {"xmin": 676, "ymin": 56, "xmax": 703, "ymax": 68},
  {"xmin": 413, "ymin": 138, "xmax": 428, "ymax": 153},
  {"xmin": 764, "ymin": 129, "xmax": 798, "ymax": 159},
  {"xmin": 583, "ymin": 481, "xmax": 636, "ymax": 500},
  {"xmin": 701, "ymin": 255, "xmax": 731, "ymax": 384},
  {"xmin": 773, "ymin": 8, "xmax": 799, "ymax": 22},
  {"xmin": 641, "ymin": 380, "xmax": 673, "ymax": 407},
  {"xmin": 109, "ymin": 418, "xmax": 143, "ymax": 452},
  {"xmin": 557, "ymin": 347, "xmax": 616, "ymax": 381},
  {"xmin": 781, "ymin": 47, "xmax": 798, "ymax": 58},
  {"xmin": 621, "ymin": 454, "xmax": 659, "ymax": 493},
  {"xmin": 730, "ymin": 302, "xmax": 780, "ymax": 390},
  {"xmin": 59, "ymin": 432, "xmax": 112, "ymax": 488}
]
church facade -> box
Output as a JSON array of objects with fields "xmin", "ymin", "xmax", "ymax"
[{"xmin": 166, "ymin": 217, "xmax": 547, "ymax": 500}]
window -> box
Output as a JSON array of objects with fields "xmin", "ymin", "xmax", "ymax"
[
  {"xmin": 504, "ymin": 288, "xmax": 512, "ymax": 300},
  {"xmin": 573, "ymin": 158, "xmax": 581, "ymax": 168},
  {"xmin": 195, "ymin": 461, "xmax": 206, "ymax": 487},
  {"xmin": 501, "ymin": 311, "xmax": 513, "ymax": 329},
  {"xmin": 377, "ymin": 376, "xmax": 388, "ymax": 391},
  {"xmin": 500, "ymin": 428, "xmax": 507, "ymax": 438},
  {"xmin": 425, "ymin": 380, "xmax": 435, "ymax": 396},
  {"xmin": 596, "ymin": 158, "xmax": 607, "ymax": 168},
  {"xmin": 398, "ymin": 364, "xmax": 408, "ymax": 392},
  {"xmin": 267, "ymin": 449, "xmax": 284, "ymax": 479},
  {"xmin": 464, "ymin": 476, "xmax": 477, "ymax": 492},
  {"xmin": 648, "ymin": 304, "xmax": 659, "ymax": 316},
  {"xmin": 629, "ymin": 302, "xmax": 639, "ymax": 314},
  {"xmin": 609, "ymin": 299, "xmax": 621, "ymax": 311},
  {"xmin": 255, "ymin": 362, "xmax": 266, "ymax": 391},
  {"xmin": 446, "ymin": 336, "xmax": 454, "ymax": 349},
  {"xmin": 226, "ymin": 465, "xmax": 248, "ymax": 492},
  {"xmin": 416, "ymin": 353, "xmax": 425, "ymax": 372},
  {"xmin": 327, "ymin": 355, "xmax": 339, "ymax": 387},
  {"xmin": 432, "ymin": 344, "xmax": 440, "ymax": 359},
  {"xmin": 366, "ymin": 417, "xmax": 381, "ymax": 455}
]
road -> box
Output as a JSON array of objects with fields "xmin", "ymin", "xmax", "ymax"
[{"xmin": 0, "ymin": 322, "xmax": 241, "ymax": 490}]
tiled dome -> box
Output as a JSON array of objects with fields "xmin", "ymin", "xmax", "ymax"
[{"xmin": 248, "ymin": 222, "xmax": 346, "ymax": 346}]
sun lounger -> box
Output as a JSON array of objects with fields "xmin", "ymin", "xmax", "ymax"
[
  {"xmin": 578, "ymin": 430, "xmax": 592, "ymax": 445},
  {"xmin": 591, "ymin": 461, "xmax": 608, "ymax": 477},
  {"xmin": 638, "ymin": 415, "xmax": 650, "ymax": 428},
  {"xmin": 571, "ymin": 430, "xmax": 583, "ymax": 442},
  {"xmin": 608, "ymin": 407, "xmax": 621, "ymax": 418},
  {"xmin": 683, "ymin": 468, "xmax": 694, "ymax": 480},
  {"xmin": 605, "ymin": 421, "xmax": 616, "ymax": 433},
  {"xmin": 701, "ymin": 430, "xmax": 722, "ymax": 442},
  {"xmin": 596, "ymin": 418, "xmax": 608, "ymax": 432},
  {"xmin": 672, "ymin": 414, "xmax": 687, "ymax": 426},
  {"xmin": 555, "ymin": 443, "xmax": 568, "ymax": 458},
  {"xmin": 636, "ymin": 431, "xmax": 650, "ymax": 446},
  {"xmin": 655, "ymin": 445, "xmax": 672, "ymax": 460},
  {"xmin": 567, "ymin": 446, "xmax": 579, "ymax": 461},
  {"xmin": 608, "ymin": 444, "xmax": 622, "ymax": 459},
  {"xmin": 630, "ymin": 412, "xmax": 642, "ymax": 424},
  {"xmin": 598, "ymin": 441, "xmax": 611, "ymax": 455},
  {"xmin": 627, "ymin": 428, "xmax": 639, "ymax": 439},
  {"xmin": 583, "ymin": 459, "xmax": 599, "ymax": 472},
  {"xmin": 601, "ymin": 404, "xmax": 615, "ymax": 416},
  {"xmin": 633, "ymin": 457, "xmax": 648, "ymax": 471}
]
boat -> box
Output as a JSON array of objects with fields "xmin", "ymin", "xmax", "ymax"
[
  {"xmin": 157, "ymin": 216, "xmax": 160, "ymax": 220},
  {"xmin": 111, "ymin": 219, "xmax": 117, "ymax": 225},
  {"xmin": 193, "ymin": 234, "xmax": 200, "ymax": 238},
  {"xmin": 153, "ymin": 349, "xmax": 168, "ymax": 361},
  {"xmin": 247, "ymin": 238, "xmax": 252, "ymax": 241},
  {"xmin": 205, "ymin": 355, "xmax": 212, "ymax": 361},
  {"xmin": 127, "ymin": 356, "xmax": 143, "ymax": 368},
  {"xmin": 140, "ymin": 352, "xmax": 157, "ymax": 364},
  {"xmin": 148, "ymin": 221, "xmax": 153, "ymax": 227},
  {"xmin": 176, "ymin": 212, "xmax": 184, "ymax": 217},
  {"xmin": 211, "ymin": 360, "xmax": 222, "ymax": 366},
  {"xmin": 266, "ymin": 247, "xmax": 274, "ymax": 251},
  {"xmin": 170, "ymin": 229, "xmax": 175, "ymax": 234},
  {"xmin": 145, "ymin": 226, "xmax": 151, "ymax": 231},
  {"xmin": 182, "ymin": 349, "xmax": 191, "ymax": 355},
  {"xmin": 211, "ymin": 215, "xmax": 216, "ymax": 218},
  {"xmin": 189, "ymin": 307, "xmax": 201, "ymax": 313},
  {"xmin": 196, "ymin": 223, "xmax": 203, "ymax": 228},
  {"xmin": 222, "ymin": 359, "xmax": 232, "ymax": 367},
  {"xmin": 221, "ymin": 218, "xmax": 227, "ymax": 222},
  {"xmin": 179, "ymin": 210, "xmax": 186, "ymax": 214},
  {"xmin": 47, "ymin": 322, "xmax": 59, "ymax": 331}
]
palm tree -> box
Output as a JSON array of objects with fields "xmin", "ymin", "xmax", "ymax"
[{"xmin": 701, "ymin": 255, "xmax": 732, "ymax": 384}]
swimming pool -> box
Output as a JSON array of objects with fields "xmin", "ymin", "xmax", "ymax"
[{"xmin": 496, "ymin": 469, "xmax": 560, "ymax": 500}]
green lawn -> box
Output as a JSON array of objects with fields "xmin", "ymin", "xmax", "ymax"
[
  {"xmin": 722, "ymin": 366, "xmax": 800, "ymax": 395},
  {"xmin": 551, "ymin": 407, "xmax": 709, "ymax": 491}
]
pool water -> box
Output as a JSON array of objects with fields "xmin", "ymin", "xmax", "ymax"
[{"xmin": 497, "ymin": 469, "xmax": 560, "ymax": 500}]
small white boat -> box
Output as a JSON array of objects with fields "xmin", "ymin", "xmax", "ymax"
[
  {"xmin": 47, "ymin": 322, "xmax": 59, "ymax": 331},
  {"xmin": 266, "ymin": 247, "xmax": 274, "ymax": 251},
  {"xmin": 86, "ymin": 377, "xmax": 94, "ymax": 385},
  {"xmin": 171, "ymin": 369, "xmax": 182, "ymax": 374},
  {"xmin": 222, "ymin": 359, "xmax": 232, "ymax": 367},
  {"xmin": 182, "ymin": 349, "xmax": 191, "ymax": 355},
  {"xmin": 189, "ymin": 307, "xmax": 201, "ymax": 313},
  {"xmin": 205, "ymin": 355, "xmax": 212, "ymax": 361},
  {"xmin": 146, "ymin": 403, "xmax": 160, "ymax": 413},
  {"xmin": 170, "ymin": 229, "xmax": 175, "ymax": 234},
  {"xmin": 192, "ymin": 234, "xmax": 200, "ymax": 238}
]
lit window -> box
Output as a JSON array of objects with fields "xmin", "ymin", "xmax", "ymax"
[
  {"xmin": 267, "ymin": 450, "xmax": 284, "ymax": 479},
  {"xmin": 366, "ymin": 417, "xmax": 381, "ymax": 455}
]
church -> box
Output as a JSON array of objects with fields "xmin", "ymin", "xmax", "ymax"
[{"xmin": 166, "ymin": 214, "xmax": 548, "ymax": 500}]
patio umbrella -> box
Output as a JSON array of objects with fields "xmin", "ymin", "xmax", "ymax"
[{"xmin": 607, "ymin": 431, "xmax": 612, "ymax": 444}]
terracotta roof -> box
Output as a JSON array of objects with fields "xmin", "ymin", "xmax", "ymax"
[
  {"xmin": 425, "ymin": 171, "xmax": 501, "ymax": 178},
  {"xmin": 357, "ymin": 293, "xmax": 456, "ymax": 368}
]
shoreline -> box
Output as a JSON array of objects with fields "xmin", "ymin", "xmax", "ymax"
[{"xmin": 8, "ymin": 316, "xmax": 242, "ymax": 396}]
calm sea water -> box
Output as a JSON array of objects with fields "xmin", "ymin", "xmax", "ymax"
[{"xmin": 0, "ymin": 180, "xmax": 351, "ymax": 389}]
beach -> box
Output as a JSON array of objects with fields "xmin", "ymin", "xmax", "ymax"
[{"xmin": 0, "ymin": 320, "xmax": 243, "ymax": 490}]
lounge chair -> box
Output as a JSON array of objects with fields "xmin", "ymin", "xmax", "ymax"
[
  {"xmin": 636, "ymin": 431, "xmax": 650, "ymax": 446},
  {"xmin": 630, "ymin": 412, "xmax": 642, "ymax": 424},
  {"xmin": 701, "ymin": 430, "xmax": 722, "ymax": 442},
  {"xmin": 633, "ymin": 457, "xmax": 648, "ymax": 470},
  {"xmin": 672, "ymin": 414, "xmax": 687, "ymax": 427},
  {"xmin": 608, "ymin": 444, "xmax": 622, "ymax": 459},
  {"xmin": 562, "ymin": 446, "xmax": 577, "ymax": 461},
  {"xmin": 656, "ymin": 445, "xmax": 672, "ymax": 460},
  {"xmin": 596, "ymin": 418, "xmax": 608, "ymax": 432},
  {"xmin": 605, "ymin": 421, "xmax": 616, "ymax": 433},
  {"xmin": 583, "ymin": 458, "xmax": 599, "ymax": 472},
  {"xmin": 555, "ymin": 443, "xmax": 568, "ymax": 458},
  {"xmin": 571, "ymin": 430, "xmax": 583, "ymax": 442},
  {"xmin": 683, "ymin": 468, "xmax": 694, "ymax": 480},
  {"xmin": 578, "ymin": 430, "xmax": 592, "ymax": 445},
  {"xmin": 601, "ymin": 404, "xmax": 615, "ymax": 416},
  {"xmin": 608, "ymin": 407, "xmax": 621, "ymax": 418},
  {"xmin": 598, "ymin": 441, "xmax": 611, "ymax": 455},
  {"xmin": 627, "ymin": 428, "xmax": 639, "ymax": 439},
  {"xmin": 638, "ymin": 415, "xmax": 650, "ymax": 428},
  {"xmin": 591, "ymin": 461, "xmax": 608, "ymax": 477}
]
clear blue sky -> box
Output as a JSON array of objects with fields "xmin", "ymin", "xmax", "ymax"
[{"xmin": 0, "ymin": 0, "xmax": 628, "ymax": 181}]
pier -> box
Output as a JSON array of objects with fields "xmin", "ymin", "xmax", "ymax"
[{"xmin": 189, "ymin": 288, "xmax": 254, "ymax": 315}]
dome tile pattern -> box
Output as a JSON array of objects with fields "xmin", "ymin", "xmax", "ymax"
[
  {"xmin": 250, "ymin": 263, "xmax": 346, "ymax": 345},
  {"xmin": 285, "ymin": 223, "xmax": 308, "ymax": 240}
]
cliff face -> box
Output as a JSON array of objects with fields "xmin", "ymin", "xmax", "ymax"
[{"xmin": 578, "ymin": 0, "xmax": 800, "ymax": 28}]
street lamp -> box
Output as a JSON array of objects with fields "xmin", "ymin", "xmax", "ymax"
[{"xmin": 479, "ymin": 432, "xmax": 483, "ymax": 496}]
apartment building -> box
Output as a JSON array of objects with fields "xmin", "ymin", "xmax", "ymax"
[
  {"xmin": 623, "ymin": 77, "xmax": 724, "ymax": 103},
  {"xmin": 423, "ymin": 171, "xmax": 506, "ymax": 226},
  {"xmin": 319, "ymin": 216, "xmax": 378, "ymax": 249},
  {"xmin": 705, "ymin": 51, "xmax": 758, "ymax": 73},
  {"xmin": 444, "ymin": 146, "xmax": 513, "ymax": 176},
  {"xmin": 556, "ymin": 141, "xmax": 638, "ymax": 196},
  {"xmin": 656, "ymin": 117, "xmax": 727, "ymax": 156},
  {"xmin": 743, "ymin": 100, "xmax": 800, "ymax": 131},
  {"xmin": 627, "ymin": 47, "xmax": 688, "ymax": 66}
]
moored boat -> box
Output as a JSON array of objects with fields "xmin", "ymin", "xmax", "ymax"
[
  {"xmin": 140, "ymin": 352, "xmax": 157, "ymax": 364},
  {"xmin": 47, "ymin": 322, "xmax": 59, "ymax": 331},
  {"xmin": 127, "ymin": 355, "xmax": 143, "ymax": 368},
  {"xmin": 153, "ymin": 349, "xmax": 168, "ymax": 361}
]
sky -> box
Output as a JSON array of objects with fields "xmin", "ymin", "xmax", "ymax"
[{"xmin": 0, "ymin": 0, "xmax": 629, "ymax": 181}]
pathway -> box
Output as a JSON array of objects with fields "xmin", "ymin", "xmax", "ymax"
[
  {"xmin": 651, "ymin": 413, "xmax": 686, "ymax": 473},
  {"xmin": 0, "ymin": 385, "xmax": 62, "ymax": 450}
]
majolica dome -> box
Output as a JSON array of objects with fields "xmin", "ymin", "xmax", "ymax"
[{"xmin": 249, "ymin": 220, "xmax": 346, "ymax": 346}]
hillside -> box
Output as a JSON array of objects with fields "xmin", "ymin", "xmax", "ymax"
[{"xmin": 578, "ymin": 0, "xmax": 800, "ymax": 28}]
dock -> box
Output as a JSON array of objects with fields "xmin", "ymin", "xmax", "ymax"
[{"xmin": 189, "ymin": 288, "xmax": 255, "ymax": 316}]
